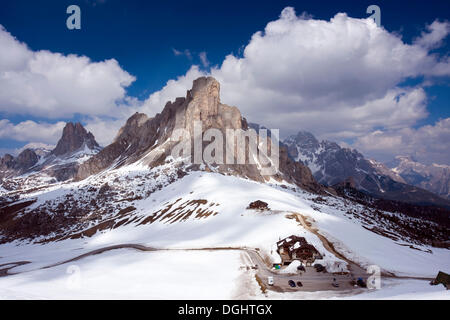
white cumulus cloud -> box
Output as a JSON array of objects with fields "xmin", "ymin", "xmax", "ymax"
[
  {"xmin": 1, "ymin": 8, "xmax": 450, "ymax": 164},
  {"xmin": 137, "ymin": 7, "xmax": 450, "ymax": 164},
  {"xmin": 0, "ymin": 119, "xmax": 66, "ymax": 144},
  {"xmin": 0, "ymin": 25, "xmax": 135, "ymax": 118},
  {"xmin": 354, "ymin": 118, "xmax": 450, "ymax": 165}
]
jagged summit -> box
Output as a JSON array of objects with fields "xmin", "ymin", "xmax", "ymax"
[
  {"xmin": 0, "ymin": 122, "xmax": 102, "ymax": 184},
  {"xmin": 77, "ymin": 77, "xmax": 320, "ymax": 193},
  {"xmin": 190, "ymin": 76, "xmax": 220, "ymax": 101},
  {"xmin": 77, "ymin": 76, "xmax": 244, "ymax": 180},
  {"xmin": 51, "ymin": 122, "xmax": 100, "ymax": 157},
  {"xmin": 387, "ymin": 155, "xmax": 450, "ymax": 200}
]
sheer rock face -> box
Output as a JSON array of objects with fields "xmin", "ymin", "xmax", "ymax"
[
  {"xmin": 77, "ymin": 77, "xmax": 321, "ymax": 193},
  {"xmin": 51, "ymin": 123, "xmax": 100, "ymax": 157}
]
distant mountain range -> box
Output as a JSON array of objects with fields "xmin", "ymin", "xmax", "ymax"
[
  {"xmin": 283, "ymin": 131, "xmax": 450, "ymax": 208},
  {"xmin": 387, "ymin": 156, "xmax": 450, "ymax": 200}
]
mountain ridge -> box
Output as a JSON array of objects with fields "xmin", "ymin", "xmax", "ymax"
[
  {"xmin": 283, "ymin": 130, "xmax": 450, "ymax": 208},
  {"xmin": 387, "ymin": 156, "xmax": 450, "ymax": 200}
]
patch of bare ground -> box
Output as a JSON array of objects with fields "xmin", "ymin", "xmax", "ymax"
[{"xmin": 138, "ymin": 198, "xmax": 218, "ymax": 226}]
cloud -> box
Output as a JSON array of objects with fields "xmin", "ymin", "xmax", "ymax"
[
  {"xmin": 139, "ymin": 7, "xmax": 449, "ymax": 164},
  {"xmin": 0, "ymin": 25, "xmax": 135, "ymax": 118},
  {"xmin": 199, "ymin": 52, "xmax": 210, "ymax": 68},
  {"xmin": 1, "ymin": 8, "xmax": 449, "ymax": 165},
  {"xmin": 172, "ymin": 48, "xmax": 193, "ymax": 60},
  {"xmin": 19, "ymin": 142, "xmax": 55, "ymax": 152},
  {"xmin": 84, "ymin": 117, "xmax": 129, "ymax": 146},
  {"xmin": 141, "ymin": 66, "xmax": 206, "ymax": 116},
  {"xmin": 354, "ymin": 118, "xmax": 450, "ymax": 165},
  {"xmin": 209, "ymin": 8, "xmax": 448, "ymax": 128},
  {"xmin": 0, "ymin": 119, "xmax": 66, "ymax": 144},
  {"xmin": 414, "ymin": 20, "xmax": 450, "ymax": 50}
]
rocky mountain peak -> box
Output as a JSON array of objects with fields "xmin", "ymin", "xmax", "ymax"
[
  {"xmin": 0, "ymin": 149, "xmax": 38, "ymax": 178},
  {"xmin": 387, "ymin": 155, "xmax": 450, "ymax": 200},
  {"xmin": 114, "ymin": 113, "xmax": 150, "ymax": 143},
  {"xmin": 294, "ymin": 131, "xmax": 320, "ymax": 147},
  {"xmin": 51, "ymin": 122, "xmax": 100, "ymax": 157},
  {"xmin": 183, "ymin": 76, "xmax": 241, "ymax": 134},
  {"xmin": 77, "ymin": 77, "xmax": 321, "ymax": 193},
  {"xmin": 283, "ymin": 131, "xmax": 450, "ymax": 207}
]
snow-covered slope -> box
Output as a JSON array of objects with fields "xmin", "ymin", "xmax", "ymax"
[
  {"xmin": 0, "ymin": 168, "xmax": 449, "ymax": 299},
  {"xmin": 1, "ymin": 166, "xmax": 448, "ymax": 277}
]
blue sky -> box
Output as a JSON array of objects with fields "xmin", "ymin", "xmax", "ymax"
[{"xmin": 0, "ymin": 0, "xmax": 449, "ymax": 164}]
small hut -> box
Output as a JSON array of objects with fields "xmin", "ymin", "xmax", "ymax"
[{"xmin": 247, "ymin": 200, "xmax": 270, "ymax": 211}]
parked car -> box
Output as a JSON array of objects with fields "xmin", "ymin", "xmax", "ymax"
[
  {"xmin": 314, "ymin": 264, "xmax": 325, "ymax": 272},
  {"xmin": 296, "ymin": 281, "xmax": 303, "ymax": 287},
  {"xmin": 357, "ymin": 278, "xmax": 367, "ymax": 288},
  {"xmin": 297, "ymin": 265, "xmax": 306, "ymax": 272},
  {"xmin": 288, "ymin": 280, "xmax": 296, "ymax": 288},
  {"xmin": 332, "ymin": 282, "xmax": 340, "ymax": 288}
]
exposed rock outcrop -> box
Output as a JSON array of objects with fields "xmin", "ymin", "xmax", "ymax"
[{"xmin": 247, "ymin": 200, "xmax": 270, "ymax": 211}]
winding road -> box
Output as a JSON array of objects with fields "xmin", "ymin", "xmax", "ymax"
[{"xmin": 0, "ymin": 212, "xmax": 433, "ymax": 293}]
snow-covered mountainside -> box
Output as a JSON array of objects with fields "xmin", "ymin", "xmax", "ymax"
[
  {"xmin": 283, "ymin": 131, "xmax": 450, "ymax": 208},
  {"xmin": 0, "ymin": 170, "xmax": 448, "ymax": 299},
  {"xmin": 0, "ymin": 77, "xmax": 448, "ymax": 299},
  {"xmin": 387, "ymin": 156, "xmax": 450, "ymax": 200}
]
